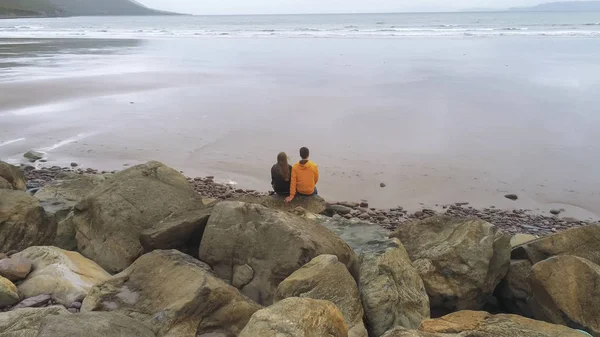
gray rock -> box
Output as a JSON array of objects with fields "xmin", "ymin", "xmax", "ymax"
[
  {"xmin": 23, "ymin": 151, "xmax": 44, "ymax": 162},
  {"xmin": 330, "ymin": 204, "xmax": 353, "ymax": 215},
  {"xmin": 360, "ymin": 238, "xmax": 430, "ymax": 336},
  {"xmin": 0, "ymin": 306, "xmax": 69, "ymax": 337},
  {"xmin": 199, "ymin": 201, "xmax": 358, "ymax": 305},
  {"xmin": 37, "ymin": 312, "xmax": 156, "ymax": 337},
  {"xmin": 69, "ymin": 161, "xmax": 204, "ymax": 273},
  {"xmin": 550, "ymin": 209, "xmax": 561, "ymax": 215},
  {"xmin": 380, "ymin": 183, "xmax": 386, "ymax": 188},
  {"xmin": 0, "ymin": 190, "xmax": 56, "ymax": 252},
  {"xmin": 391, "ymin": 216, "xmax": 511, "ymax": 315},
  {"xmin": 505, "ymin": 194, "xmax": 519, "ymax": 201},
  {"xmin": 11, "ymin": 294, "xmax": 52, "ymax": 310}
]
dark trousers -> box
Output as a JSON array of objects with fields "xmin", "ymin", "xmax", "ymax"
[{"xmin": 298, "ymin": 187, "xmax": 318, "ymax": 196}]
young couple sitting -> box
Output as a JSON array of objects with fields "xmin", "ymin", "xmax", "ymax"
[{"xmin": 271, "ymin": 147, "xmax": 318, "ymax": 203}]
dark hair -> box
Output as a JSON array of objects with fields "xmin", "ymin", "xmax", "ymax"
[
  {"xmin": 277, "ymin": 152, "xmax": 290, "ymax": 181},
  {"xmin": 300, "ymin": 147, "xmax": 309, "ymax": 159}
]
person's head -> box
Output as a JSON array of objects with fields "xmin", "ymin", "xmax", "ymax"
[
  {"xmin": 277, "ymin": 152, "xmax": 290, "ymax": 181},
  {"xmin": 300, "ymin": 147, "xmax": 310, "ymax": 160}
]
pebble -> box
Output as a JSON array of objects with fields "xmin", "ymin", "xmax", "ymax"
[
  {"xmin": 68, "ymin": 308, "xmax": 78, "ymax": 314},
  {"xmin": 71, "ymin": 162, "xmax": 78, "ymax": 167},
  {"xmin": 550, "ymin": 209, "xmax": 561, "ymax": 215},
  {"xmin": 359, "ymin": 201, "xmax": 369, "ymax": 208},
  {"xmin": 70, "ymin": 301, "xmax": 82, "ymax": 309},
  {"xmin": 380, "ymin": 182, "xmax": 386, "ymax": 188},
  {"xmin": 504, "ymin": 194, "xmax": 518, "ymax": 201}
]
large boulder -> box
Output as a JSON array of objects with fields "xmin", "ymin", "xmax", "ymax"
[
  {"xmin": 512, "ymin": 224, "xmax": 600, "ymax": 265},
  {"xmin": 0, "ymin": 190, "xmax": 56, "ymax": 252},
  {"xmin": 34, "ymin": 172, "xmax": 105, "ymax": 250},
  {"xmin": 495, "ymin": 259, "xmax": 534, "ymax": 317},
  {"xmin": 0, "ymin": 161, "xmax": 26, "ymax": 190},
  {"xmin": 359, "ymin": 238, "xmax": 430, "ymax": 337},
  {"xmin": 239, "ymin": 297, "xmax": 348, "ymax": 337},
  {"xmin": 139, "ymin": 207, "xmax": 212, "ymax": 257},
  {"xmin": 37, "ymin": 312, "xmax": 156, "ymax": 337},
  {"xmin": 275, "ymin": 254, "xmax": 367, "ymax": 337},
  {"xmin": 413, "ymin": 310, "xmax": 585, "ymax": 337},
  {"xmin": 199, "ymin": 201, "xmax": 359, "ymax": 305},
  {"xmin": 0, "ymin": 306, "xmax": 69, "ymax": 337},
  {"xmin": 0, "ymin": 177, "xmax": 11, "ymax": 190},
  {"xmin": 13, "ymin": 246, "xmax": 111, "ymax": 307},
  {"xmin": 234, "ymin": 194, "xmax": 328, "ymax": 214},
  {"xmin": 69, "ymin": 161, "xmax": 204, "ymax": 273},
  {"xmin": 0, "ymin": 275, "xmax": 19, "ymax": 307},
  {"xmin": 529, "ymin": 255, "xmax": 600, "ymax": 336},
  {"xmin": 390, "ymin": 216, "xmax": 511, "ymax": 315},
  {"xmin": 82, "ymin": 250, "xmax": 261, "ymax": 337}
]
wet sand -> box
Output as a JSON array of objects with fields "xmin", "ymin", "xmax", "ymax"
[{"xmin": 1, "ymin": 37, "xmax": 600, "ymax": 220}]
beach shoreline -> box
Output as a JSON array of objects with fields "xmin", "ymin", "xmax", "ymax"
[{"xmin": 21, "ymin": 162, "xmax": 598, "ymax": 237}]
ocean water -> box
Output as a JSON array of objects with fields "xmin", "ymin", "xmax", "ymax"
[
  {"xmin": 0, "ymin": 12, "xmax": 599, "ymax": 39},
  {"xmin": 1, "ymin": 12, "xmax": 600, "ymax": 216}
]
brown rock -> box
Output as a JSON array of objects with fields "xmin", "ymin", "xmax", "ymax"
[
  {"xmin": 0, "ymin": 275, "xmax": 19, "ymax": 307},
  {"xmin": 82, "ymin": 250, "xmax": 261, "ymax": 337},
  {"xmin": 0, "ymin": 306, "xmax": 69, "ymax": 337},
  {"xmin": 0, "ymin": 256, "xmax": 32, "ymax": 281},
  {"xmin": 0, "ymin": 190, "xmax": 56, "ymax": 252},
  {"xmin": 512, "ymin": 224, "xmax": 600, "ymax": 265},
  {"xmin": 37, "ymin": 312, "xmax": 156, "ymax": 337},
  {"xmin": 239, "ymin": 297, "xmax": 348, "ymax": 337},
  {"xmin": 139, "ymin": 207, "xmax": 212, "ymax": 256},
  {"xmin": 275, "ymin": 255, "xmax": 367, "ymax": 337},
  {"xmin": 529, "ymin": 255, "xmax": 600, "ymax": 336},
  {"xmin": 360, "ymin": 238, "xmax": 430, "ymax": 336},
  {"xmin": 0, "ymin": 161, "xmax": 26, "ymax": 190}
]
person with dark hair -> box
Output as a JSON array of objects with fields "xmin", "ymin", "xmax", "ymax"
[
  {"xmin": 271, "ymin": 152, "xmax": 292, "ymax": 195},
  {"xmin": 285, "ymin": 147, "xmax": 319, "ymax": 203}
]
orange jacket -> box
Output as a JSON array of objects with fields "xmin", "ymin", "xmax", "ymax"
[{"xmin": 290, "ymin": 160, "xmax": 319, "ymax": 197}]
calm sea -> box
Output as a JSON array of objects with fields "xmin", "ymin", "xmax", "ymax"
[{"xmin": 0, "ymin": 12, "xmax": 599, "ymax": 39}]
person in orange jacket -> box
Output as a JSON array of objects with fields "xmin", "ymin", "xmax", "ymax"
[{"xmin": 285, "ymin": 147, "xmax": 319, "ymax": 203}]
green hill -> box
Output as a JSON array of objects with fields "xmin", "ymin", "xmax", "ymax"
[{"xmin": 0, "ymin": 0, "xmax": 178, "ymax": 18}]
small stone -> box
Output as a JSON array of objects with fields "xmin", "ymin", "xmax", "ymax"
[
  {"xmin": 380, "ymin": 183, "xmax": 386, "ymax": 188},
  {"xmin": 70, "ymin": 301, "xmax": 82, "ymax": 309},
  {"xmin": 455, "ymin": 202, "xmax": 469, "ymax": 206},
  {"xmin": 68, "ymin": 308, "xmax": 78, "ymax": 313},
  {"xmin": 504, "ymin": 194, "xmax": 518, "ymax": 201},
  {"xmin": 360, "ymin": 201, "xmax": 369, "ymax": 208},
  {"xmin": 70, "ymin": 162, "xmax": 78, "ymax": 167},
  {"xmin": 329, "ymin": 204, "xmax": 352, "ymax": 215},
  {"xmin": 12, "ymin": 294, "xmax": 52, "ymax": 309},
  {"xmin": 339, "ymin": 201, "xmax": 359, "ymax": 208},
  {"xmin": 549, "ymin": 209, "xmax": 561, "ymax": 215}
]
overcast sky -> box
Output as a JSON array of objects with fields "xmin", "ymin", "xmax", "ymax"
[{"xmin": 137, "ymin": 0, "xmax": 571, "ymax": 15}]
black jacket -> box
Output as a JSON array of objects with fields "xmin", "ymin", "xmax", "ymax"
[{"xmin": 271, "ymin": 164, "xmax": 292, "ymax": 195}]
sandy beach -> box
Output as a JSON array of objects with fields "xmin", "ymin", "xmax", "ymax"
[{"xmin": 1, "ymin": 29, "xmax": 600, "ymax": 220}]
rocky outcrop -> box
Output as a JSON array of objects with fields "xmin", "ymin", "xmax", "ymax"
[
  {"xmin": 390, "ymin": 216, "xmax": 511, "ymax": 315},
  {"xmin": 529, "ymin": 255, "xmax": 600, "ymax": 336},
  {"xmin": 512, "ymin": 224, "xmax": 600, "ymax": 265},
  {"xmin": 0, "ymin": 276, "xmax": 19, "ymax": 307},
  {"xmin": 139, "ymin": 207, "xmax": 212, "ymax": 257},
  {"xmin": 239, "ymin": 297, "xmax": 348, "ymax": 337},
  {"xmin": 495, "ymin": 259, "xmax": 534, "ymax": 317},
  {"xmin": 0, "ymin": 190, "xmax": 56, "ymax": 252},
  {"xmin": 0, "ymin": 161, "xmax": 26, "ymax": 190},
  {"xmin": 69, "ymin": 161, "xmax": 204, "ymax": 273},
  {"xmin": 34, "ymin": 172, "xmax": 105, "ymax": 250},
  {"xmin": 0, "ymin": 255, "xmax": 32, "ymax": 281},
  {"xmin": 275, "ymin": 254, "xmax": 367, "ymax": 337},
  {"xmin": 199, "ymin": 201, "xmax": 359, "ymax": 305},
  {"xmin": 82, "ymin": 250, "xmax": 261, "ymax": 337},
  {"xmin": 13, "ymin": 246, "xmax": 111, "ymax": 307},
  {"xmin": 359, "ymin": 238, "xmax": 430, "ymax": 336},
  {"xmin": 233, "ymin": 194, "xmax": 329, "ymax": 214},
  {"xmin": 0, "ymin": 306, "xmax": 69, "ymax": 337},
  {"xmin": 37, "ymin": 312, "xmax": 156, "ymax": 337}
]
